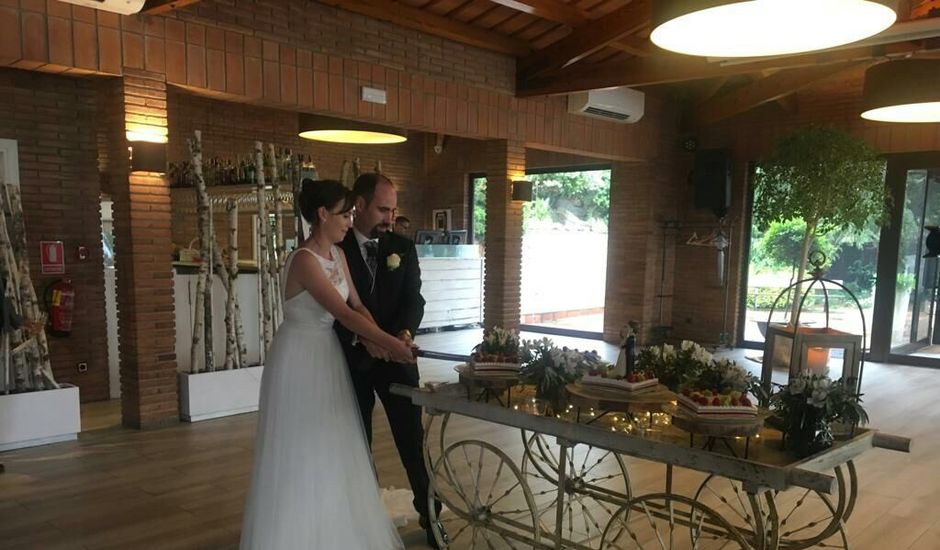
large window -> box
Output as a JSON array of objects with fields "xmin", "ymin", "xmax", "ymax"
[
  {"xmin": 472, "ymin": 169, "xmax": 610, "ymax": 335},
  {"xmin": 742, "ymin": 174, "xmax": 878, "ymax": 347}
]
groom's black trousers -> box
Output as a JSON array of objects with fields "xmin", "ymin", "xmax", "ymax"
[{"xmin": 349, "ymin": 360, "xmax": 437, "ymax": 520}]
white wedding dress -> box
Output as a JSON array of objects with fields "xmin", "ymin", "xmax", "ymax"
[{"xmin": 240, "ymin": 247, "xmax": 405, "ymax": 549}]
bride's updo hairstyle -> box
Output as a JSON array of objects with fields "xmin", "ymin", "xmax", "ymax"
[{"xmin": 297, "ymin": 178, "xmax": 354, "ymax": 225}]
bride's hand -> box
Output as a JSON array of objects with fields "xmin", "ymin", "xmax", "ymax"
[{"xmin": 388, "ymin": 338, "xmax": 416, "ymax": 364}]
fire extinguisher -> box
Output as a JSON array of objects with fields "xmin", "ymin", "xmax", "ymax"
[{"xmin": 44, "ymin": 278, "xmax": 75, "ymax": 337}]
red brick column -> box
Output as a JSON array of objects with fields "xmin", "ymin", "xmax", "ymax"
[
  {"xmin": 104, "ymin": 69, "xmax": 178, "ymax": 428},
  {"xmin": 483, "ymin": 139, "xmax": 525, "ymax": 330},
  {"xmin": 603, "ymin": 161, "xmax": 680, "ymax": 344}
]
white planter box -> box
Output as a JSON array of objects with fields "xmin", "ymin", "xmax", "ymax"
[
  {"xmin": 0, "ymin": 384, "xmax": 81, "ymax": 452},
  {"xmin": 178, "ymin": 366, "xmax": 264, "ymax": 422}
]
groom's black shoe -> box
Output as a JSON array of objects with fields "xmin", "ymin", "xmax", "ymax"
[{"xmin": 420, "ymin": 516, "xmax": 448, "ymax": 549}]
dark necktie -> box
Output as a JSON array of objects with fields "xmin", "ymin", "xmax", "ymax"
[{"xmin": 364, "ymin": 239, "xmax": 378, "ymax": 283}]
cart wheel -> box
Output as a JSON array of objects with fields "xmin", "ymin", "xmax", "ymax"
[
  {"xmin": 521, "ymin": 431, "xmax": 632, "ymax": 545},
  {"xmin": 694, "ymin": 467, "xmax": 851, "ymax": 550},
  {"xmin": 601, "ymin": 493, "xmax": 751, "ymax": 550},
  {"xmin": 429, "ymin": 440, "xmax": 541, "ymax": 549}
]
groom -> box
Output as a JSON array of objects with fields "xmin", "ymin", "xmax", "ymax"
[{"xmin": 335, "ymin": 173, "xmax": 443, "ymax": 548}]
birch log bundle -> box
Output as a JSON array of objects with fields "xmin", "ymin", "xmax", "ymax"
[
  {"xmin": 223, "ymin": 199, "xmax": 242, "ymax": 370},
  {"xmin": 266, "ymin": 144, "xmax": 283, "ymax": 328},
  {"xmin": 340, "ymin": 159, "xmax": 354, "ymax": 189},
  {"xmin": 189, "ymin": 131, "xmax": 216, "ymax": 373},
  {"xmin": 0, "ymin": 183, "xmax": 57, "ymax": 393},
  {"xmin": 254, "ymin": 141, "xmax": 273, "ymax": 354},
  {"xmin": 177, "ymin": 138, "xmax": 389, "ymax": 372}
]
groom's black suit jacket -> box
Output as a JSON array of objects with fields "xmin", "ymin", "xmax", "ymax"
[
  {"xmin": 335, "ymin": 230, "xmax": 425, "ymax": 369},
  {"xmin": 334, "ymin": 229, "xmax": 435, "ymax": 521}
]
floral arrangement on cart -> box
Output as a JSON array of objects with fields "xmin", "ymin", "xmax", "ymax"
[
  {"xmin": 517, "ymin": 337, "xmax": 607, "ymax": 415},
  {"xmin": 469, "ymin": 326, "xmax": 523, "ymax": 372},
  {"xmin": 771, "ymin": 372, "xmax": 869, "ymax": 458}
]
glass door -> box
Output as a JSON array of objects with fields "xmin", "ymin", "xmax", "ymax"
[
  {"xmin": 872, "ymin": 153, "xmax": 940, "ymax": 366},
  {"xmin": 889, "ymin": 169, "xmax": 940, "ymax": 354}
]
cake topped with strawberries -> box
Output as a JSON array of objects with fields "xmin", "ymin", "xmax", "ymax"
[
  {"xmin": 675, "ymin": 358, "xmax": 762, "ymax": 417},
  {"xmin": 677, "ymin": 388, "xmax": 757, "ymax": 417}
]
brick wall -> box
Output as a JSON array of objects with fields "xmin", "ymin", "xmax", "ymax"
[
  {"xmin": 604, "ymin": 161, "xmax": 684, "ymax": 343},
  {"xmin": 675, "ymin": 72, "xmax": 940, "ymax": 346},
  {"xmin": 0, "ymin": 68, "xmax": 109, "ymax": 401},
  {"xmin": 483, "ymin": 139, "xmax": 525, "ymax": 329},
  {"xmin": 180, "ymin": 0, "xmax": 517, "ymax": 94},
  {"xmin": 0, "ymin": 0, "xmax": 670, "ymax": 162},
  {"xmin": 106, "ymin": 69, "xmax": 178, "ymax": 428},
  {"xmin": 168, "ymin": 89, "xmax": 425, "ymax": 249}
]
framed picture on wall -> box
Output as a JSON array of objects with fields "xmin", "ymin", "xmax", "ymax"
[
  {"xmin": 432, "ymin": 209, "xmax": 452, "ymax": 231},
  {"xmin": 0, "ymin": 138, "xmax": 20, "ymax": 186}
]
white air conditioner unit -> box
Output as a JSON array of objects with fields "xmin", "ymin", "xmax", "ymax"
[
  {"xmin": 567, "ymin": 87, "xmax": 645, "ymax": 123},
  {"xmin": 56, "ymin": 0, "xmax": 146, "ymax": 15}
]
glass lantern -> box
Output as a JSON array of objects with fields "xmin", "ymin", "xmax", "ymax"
[{"xmin": 759, "ymin": 251, "xmax": 867, "ymax": 404}]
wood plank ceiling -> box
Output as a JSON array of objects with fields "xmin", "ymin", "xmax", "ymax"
[
  {"xmin": 158, "ymin": 0, "xmax": 940, "ymax": 127},
  {"xmin": 318, "ymin": 0, "xmax": 940, "ymax": 127}
]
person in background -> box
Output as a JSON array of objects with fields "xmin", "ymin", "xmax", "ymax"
[{"xmin": 393, "ymin": 215, "xmax": 412, "ymax": 237}]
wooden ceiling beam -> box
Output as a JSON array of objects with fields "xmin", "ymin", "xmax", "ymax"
[
  {"xmin": 321, "ymin": 0, "xmax": 531, "ymax": 57},
  {"xmin": 691, "ymin": 62, "xmax": 869, "ymax": 127},
  {"xmin": 694, "ymin": 77, "xmax": 731, "ymax": 104},
  {"xmin": 518, "ymin": 41, "xmax": 932, "ymax": 96},
  {"xmin": 518, "ymin": 0, "xmax": 650, "ymax": 78},
  {"xmin": 141, "ymin": 0, "xmax": 200, "ymax": 14},
  {"xmin": 606, "ymin": 35, "xmax": 655, "ymax": 57},
  {"xmin": 493, "ymin": 0, "xmax": 654, "ymax": 57},
  {"xmin": 487, "ymin": 0, "xmax": 589, "ymax": 26}
]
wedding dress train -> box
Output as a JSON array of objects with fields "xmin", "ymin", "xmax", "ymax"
[{"xmin": 240, "ymin": 247, "xmax": 404, "ymax": 549}]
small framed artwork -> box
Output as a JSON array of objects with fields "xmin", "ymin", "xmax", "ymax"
[
  {"xmin": 0, "ymin": 138, "xmax": 20, "ymax": 187},
  {"xmin": 432, "ymin": 208, "xmax": 452, "ymax": 231}
]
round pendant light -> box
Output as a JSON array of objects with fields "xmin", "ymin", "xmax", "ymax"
[
  {"xmin": 651, "ymin": 0, "xmax": 897, "ymax": 58},
  {"xmin": 298, "ymin": 114, "xmax": 407, "ymax": 144},
  {"xmin": 861, "ymin": 59, "xmax": 940, "ymax": 123}
]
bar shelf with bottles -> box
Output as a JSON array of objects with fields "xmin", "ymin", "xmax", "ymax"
[{"xmin": 168, "ymin": 149, "xmax": 318, "ymax": 189}]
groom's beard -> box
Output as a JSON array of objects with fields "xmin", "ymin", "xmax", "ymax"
[{"xmin": 370, "ymin": 225, "xmax": 391, "ymax": 239}]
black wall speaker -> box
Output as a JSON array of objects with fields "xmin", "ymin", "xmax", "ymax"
[{"xmin": 692, "ymin": 148, "xmax": 732, "ymax": 219}]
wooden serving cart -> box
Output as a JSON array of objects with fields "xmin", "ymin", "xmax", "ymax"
[{"xmin": 392, "ymin": 380, "xmax": 910, "ymax": 550}]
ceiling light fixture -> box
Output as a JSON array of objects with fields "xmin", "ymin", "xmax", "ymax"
[
  {"xmin": 651, "ymin": 0, "xmax": 897, "ymax": 58},
  {"xmin": 861, "ymin": 59, "xmax": 940, "ymax": 123},
  {"xmin": 298, "ymin": 114, "xmax": 407, "ymax": 144}
]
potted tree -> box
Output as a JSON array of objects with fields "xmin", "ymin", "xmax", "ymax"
[{"xmin": 753, "ymin": 126, "xmax": 889, "ymax": 324}]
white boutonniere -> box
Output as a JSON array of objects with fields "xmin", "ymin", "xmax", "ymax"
[{"xmin": 387, "ymin": 253, "xmax": 402, "ymax": 271}]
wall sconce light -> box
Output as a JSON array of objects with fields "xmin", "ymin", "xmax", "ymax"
[
  {"xmin": 861, "ymin": 59, "xmax": 940, "ymax": 123},
  {"xmin": 298, "ymin": 114, "xmax": 407, "ymax": 144},
  {"xmin": 125, "ymin": 126, "xmax": 168, "ymax": 144},
  {"xmin": 512, "ymin": 180, "xmax": 533, "ymax": 202},
  {"xmin": 128, "ymin": 140, "xmax": 167, "ymax": 174},
  {"xmin": 650, "ymin": 0, "xmax": 896, "ymax": 58}
]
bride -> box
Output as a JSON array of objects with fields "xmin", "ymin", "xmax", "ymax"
[{"xmin": 240, "ymin": 179, "xmax": 414, "ymax": 549}]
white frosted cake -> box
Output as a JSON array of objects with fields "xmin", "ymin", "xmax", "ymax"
[
  {"xmin": 581, "ymin": 376, "xmax": 658, "ymax": 392},
  {"xmin": 470, "ymin": 361, "xmax": 521, "ymax": 372}
]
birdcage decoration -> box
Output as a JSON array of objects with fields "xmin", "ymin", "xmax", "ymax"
[{"xmin": 760, "ymin": 251, "xmax": 866, "ymax": 404}]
